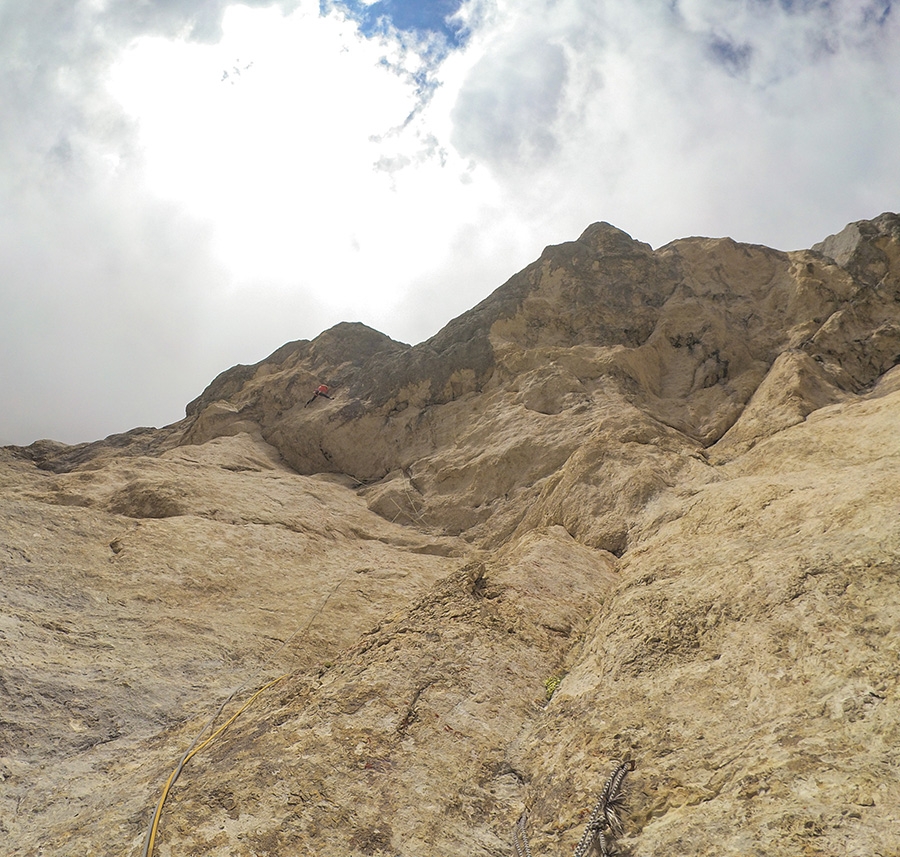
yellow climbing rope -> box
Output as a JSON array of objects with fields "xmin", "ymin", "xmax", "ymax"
[
  {"xmin": 140, "ymin": 578, "xmax": 346, "ymax": 857},
  {"xmin": 142, "ymin": 672, "xmax": 289, "ymax": 857}
]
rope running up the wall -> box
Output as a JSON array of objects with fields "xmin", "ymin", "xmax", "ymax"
[
  {"xmin": 140, "ymin": 577, "xmax": 347, "ymax": 857},
  {"xmin": 513, "ymin": 759, "xmax": 635, "ymax": 857}
]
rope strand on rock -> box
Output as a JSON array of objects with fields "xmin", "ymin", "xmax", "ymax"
[
  {"xmin": 141, "ymin": 577, "xmax": 348, "ymax": 857},
  {"xmin": 514, "ymin": 811, "xmax": 534, "ymax": 857},
  {"xmin": 514, "ymin": 759, "xmax": 635, "ymax": 857}
]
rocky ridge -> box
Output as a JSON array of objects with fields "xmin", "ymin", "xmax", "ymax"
[{"xmin": 1, "ymin": 213, "xmax": 899, "ymax": 856}]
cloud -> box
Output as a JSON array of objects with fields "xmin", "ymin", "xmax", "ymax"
[
  {"xmin": 451, "ymin": 38, "xmax": 569, "ymax": 168},
  {"xmin": 0, "ymin": 0, "xmax": 288, "ymax": 444},
  {"xmin": 0, "ymin": 174, "xmax": 219, "ymax": 442},
  {"xmin": 675, "ymin": 0, "xmax": 895, "ymax": 80},
  {"xmin": 1, "ymin": 0, "xmax": 898, "ymax": 445},
  {"xmin": 707, "ymin": 33, "xmax": 754, "ymax": 75},
  {"xmin": 102, "ymin": 0, "xmax": 287, "ymax": 44},
  {"xmin": 442, "ymin": 0, "xmax": 900, "ymax": 249},
  {"xmin": 0, "ymin": 0, "xmax": 494, "ymax": 443}
]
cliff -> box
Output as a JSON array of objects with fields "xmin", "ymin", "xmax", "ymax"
[{"xmin": 2, "ymin": 213, "xmax": 899, "ymax": 856}]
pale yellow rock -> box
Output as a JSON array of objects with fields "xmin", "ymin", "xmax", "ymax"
[{"xmin": 2, "ymin": 213, "xmax": 899, "ymax": 857}]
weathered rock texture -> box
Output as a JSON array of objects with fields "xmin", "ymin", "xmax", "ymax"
[{"xmin": 2, "ymin": 212, "xmax": 899, "ymax": 857}]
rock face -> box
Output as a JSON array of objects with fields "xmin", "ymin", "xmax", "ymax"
[{"xmin": 2, "ymin": 213, "xmax": 899, "ymax": 857}]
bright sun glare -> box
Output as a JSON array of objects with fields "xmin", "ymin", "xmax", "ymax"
[{"xmin": 106, "ymin": 3, "xmax": 489, "ymax": 311}]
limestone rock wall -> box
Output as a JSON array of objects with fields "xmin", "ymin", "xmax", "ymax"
[
  {"xmin": 176, "ymin": 216, "xmax": 900, "ymax": 537},
  {"xmin": 2, "ymin": 213, "xmax": 899, "ymax": 857}
]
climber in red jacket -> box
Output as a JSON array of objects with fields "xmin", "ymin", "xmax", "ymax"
[{"xmin": 305, "ymin": 384, "xmax": 332, "ymax": 406}]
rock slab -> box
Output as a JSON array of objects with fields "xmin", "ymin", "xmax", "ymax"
[{"xmin": 2, "ymin": 213, "xmax": 899, "ymax": 856}]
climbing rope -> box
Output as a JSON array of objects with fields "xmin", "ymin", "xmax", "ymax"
[
  {"xmin": 513, "ymin": 812, "xmax": 534, "ymax": 857},
  {"xmin": 515, "ymin": 759, "xmax": 635, "ymax": 857},
  {"xmin": 572, "ymin": 758, "xmax": 634, "ymax": 857},
  {"xmin": 141, "ymin": 578, "xmax": 347, "ymax": 857},
  {"xmin": 141, "ymin": 673, "xmax": 288, "ymax": 857},
  {"xmin": 140, "ymin": 577, "xmax": 633, "ymax": 857}
]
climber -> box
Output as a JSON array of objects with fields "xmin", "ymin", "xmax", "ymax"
[{"xmin": 305, "ymin": 384, "xmax": 332, "ymax": 407}]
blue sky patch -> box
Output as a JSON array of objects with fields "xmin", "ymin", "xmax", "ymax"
[{"xmin": 322, "ymin": 0, "xmax": 469, "ymax": 50}]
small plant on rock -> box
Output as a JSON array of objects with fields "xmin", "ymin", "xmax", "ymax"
[{"xmin": 544, "ymin": 675, "xmax": 563, "ymax": 700}]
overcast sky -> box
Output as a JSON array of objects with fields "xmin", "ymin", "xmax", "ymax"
[{"xmin": 2, "ymin": 0, "xmax": 898, "ymax": 445}]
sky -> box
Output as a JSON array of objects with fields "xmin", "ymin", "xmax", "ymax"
[{"xmin": 1, "ymin": 0, "xmax": 898, "ymax": 445}]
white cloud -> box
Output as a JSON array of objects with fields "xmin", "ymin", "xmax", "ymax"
[
  {"xmin": 1, "ymin": 0, "xmax": 898, "ymax": 444},
  {"xmin": 440, "ymin": 0, "xmax": 900, "ymax": 249},
  {"xmin": 108, "ymin": 4, "xmax": 496, "ymax": 300},
  {"xmin": 451, "ymin": 37, "xmax": 568, "ymax": 167}
]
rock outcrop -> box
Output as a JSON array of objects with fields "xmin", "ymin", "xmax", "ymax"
[{"xmin": 2, "ymin": 213, "xmax": 899, "ymax": 856}]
